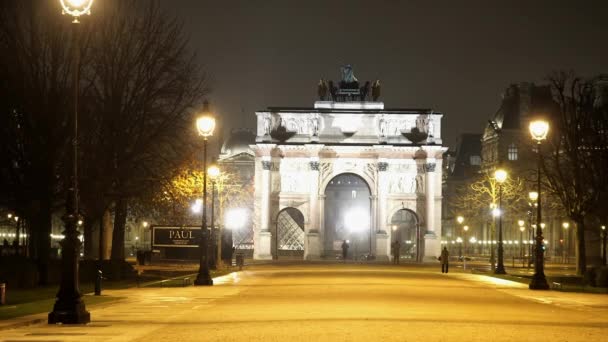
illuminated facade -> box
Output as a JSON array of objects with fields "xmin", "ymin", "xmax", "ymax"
[{"xmin": 251, "ymin": 100, "xmax": 447, "ymax": 261}]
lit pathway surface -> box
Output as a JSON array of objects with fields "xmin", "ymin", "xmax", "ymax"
[{"xmin": 2, "ymin": 264, "xmax": 608, "ymax": 341}]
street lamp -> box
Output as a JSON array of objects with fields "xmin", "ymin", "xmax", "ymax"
[
  {"xmin": 462, "ymin": 226, "xmax": 469, "ymax": 257},
  {"xmin": 142, "ymin": 221, "xmax": 150, "ymax": 250},
  {"xmin": 49, "ymin": 0, "xmax": 94, "ymax": 325},
  {"xmin": 529, "ymin": 119, "xmax": 550, "ymax": 290},
  {"xmin": 527, "ymin": 192, "xmax": 538, "ymax": 268},
  {"xmin": 494, "ymin": 168, "xmax": 507, "ymax": 274},
  {"xmin": 194, "ymin": 102, "xmax": 215, "ymax": 286},
  {"xmin": 562, "ymin": 222, "xmax": 569, "ymax": 264},
  {"xmin": 601, "ymin": 225, "xmax": 606, "ymax": 266},
  {"xmin": 208, "ymin": 165, "xmax": 220, "ymax": 269},
  {"xmin": 518, "ymin": 221, "xmax": 525, "ymax": 267}
]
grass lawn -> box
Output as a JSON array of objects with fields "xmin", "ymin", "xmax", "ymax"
[
  {"xmin": 0, "ymin": 280, "xmax": 135, "ymax": 321},
  {"xmin": 0, "ymin": 268, "xmax": 235, "ymax": 320},
  {"xmin": 0, "ymin": 293, "xmax": 122, "ymax": 321}
]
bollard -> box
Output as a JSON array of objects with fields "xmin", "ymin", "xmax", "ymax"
[
  {"xmin": 0, "ymin": 283, "xmax": 5, "ymax": 305},
  {"xmin": 95, "ymin": 269, "xmax": 103, "ymax": 296}
]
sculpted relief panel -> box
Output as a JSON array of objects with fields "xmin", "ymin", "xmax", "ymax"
[
  {"xmin": 279, "ymin": 160, "xmax": 310, "ymax": 193},
  {"xmin": 387, "ymin": 163, "xmax": 424, "ymax": 194}
]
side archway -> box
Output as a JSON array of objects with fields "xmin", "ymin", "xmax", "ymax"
[
  {"xmin": 390, "ymin": 209, "xmax": 420, "ymax": 262},
  {"xmin": 274, "ymin": 207, "xmax": 305, "ymax": 259}
]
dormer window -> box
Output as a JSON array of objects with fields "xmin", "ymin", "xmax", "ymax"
[{"xmin": 508, "ymin": 143, "xmax": 518, "ymax": 161}]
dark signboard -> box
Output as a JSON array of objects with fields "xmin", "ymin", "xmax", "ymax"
[{"xmin": 152, "ymin": 226, "xmax": 202, "ymax": 248}]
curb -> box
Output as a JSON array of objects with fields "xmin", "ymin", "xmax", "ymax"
[
  {"xmin": 0, "ymin": 315, "xmax": 46, "ymax": 331},
  {"xmin": 0, "ymin": 295, "xmax": 129, "ymax": 331}
]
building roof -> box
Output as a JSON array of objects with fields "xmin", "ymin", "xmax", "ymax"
[
  {"xmin": 451, "ymin": 133, "xmax": 482, "ymax": 179},
  {"xmin": 220, "ymin": 129, "xmax": 255, "ymax": 158}
]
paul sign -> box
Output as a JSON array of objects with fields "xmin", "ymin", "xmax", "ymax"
[{"xmin": 152, "ymin": 226, "xmax": 202, "ymax": 248}]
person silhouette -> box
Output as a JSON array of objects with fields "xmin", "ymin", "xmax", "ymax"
[
  {"xmin": 441, "ymin": 247, "xmax": 450, "ymax": 273},
  {"xmin": 341, "ymin": 240, "xmax": 349, "ymax": 261}
]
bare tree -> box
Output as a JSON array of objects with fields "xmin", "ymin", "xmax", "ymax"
[
  {"xmin": 0, "ymin": 0, "xmax": 77, "ymax": 283},
  {"xmin": 80, "ymin": 0, "xmax": 209, "ymax": 261},
  {"xmin": 543, "ymin": 71, "xmax": 608, "ymax": 275}
]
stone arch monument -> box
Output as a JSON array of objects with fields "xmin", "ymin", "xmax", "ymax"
[{"xmin": 251, "ymin": 74, "xmax": 446, "ymax": 261}]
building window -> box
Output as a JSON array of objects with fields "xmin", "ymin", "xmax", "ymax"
[
  {"xmin": 469, "ymin": 155, "xmax": 481, "ymax": 165},
  {"xmin": 508, "ymin": 143, "xmax": 518, "ymax": 161},
  {"xmin": 352, "ymin": 190, "xmax": 357, "ymax": 199}
]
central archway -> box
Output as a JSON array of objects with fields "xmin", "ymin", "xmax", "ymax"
[
  {"xmin": 390, "ymin": 209, "xmax": 420, "ymax": 262},
  {"xmin": 323, "ymin": 173, "xmax": 371, "ymax": 259}
]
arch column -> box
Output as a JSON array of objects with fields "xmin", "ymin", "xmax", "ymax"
[
  {"xmin": 375, "ymin": 161, "xmax": 390, "ymax": 260},
  {"xmin": 252, "ymin": 143, "xmax": 276, "ymax": 260},
  {"xmin": 305, "ymin": 155, "xmax": 321, "ymax": 260},
  {"xmin": 423, "ymin": 160, "xmax": 440, "ymax": 261}
]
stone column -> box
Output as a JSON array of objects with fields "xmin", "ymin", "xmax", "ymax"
[
  {"xmin": 255, "ymin": 157, "xmax": 273, "ymax": 260},
  {"xmin": 423, "ymin": 161, "xmax": 440, "ymax": 260},
  {"xmin": 375, "ymin": 161, "xmax": 390, "ymax": 260},
  {"xmin": 305, "ymin": 158, "xmax": 321, "ymax": 260}
]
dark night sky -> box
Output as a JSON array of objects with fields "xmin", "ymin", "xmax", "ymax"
[{"xmin": 165, "ymin": 0, "xmax": 607, "ymax": 148}]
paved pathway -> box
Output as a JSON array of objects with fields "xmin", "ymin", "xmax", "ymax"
[{"xmin": 1, "ymin": 264, "xmax": 607, "ymax": 341}]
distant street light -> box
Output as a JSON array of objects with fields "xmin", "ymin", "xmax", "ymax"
[
  {"xmin": 457, "ymin": 216, "xmax": 464, "ymax": 224},
  {"xmin": 191, "ymin": 199, "xmax": 203, "ymax": 214},
  {"xmin": 195, "ymin": 102, "xmax": 215, "ymax": 286},
  {"xmin": 494, "ymin": 168, "xmax": 507, "ymax": 274},
  {"xmin": 529, "ymin": 119, "xmax": 550, "ymax": 290},
  {"xmin": 208, "ymin": 165, "xmax": 221, "ymax": 269},
  {"xmin": 463, "ymin": 225, "xmax": 469, "ymax": 253},
  {"xmin": 601, "ymin": 225, "xmax": 606, "ymax": 266},
  {"xmin": 562, "ymin": 222, "xmax": 569, "ymax": 264},
  {"xmin": 49, "ymin": 0, "xmax": 94, "ymax": 325},
  {"xmin": 519, "ymin": 221, "xmax": 525, "ymax": 267}
]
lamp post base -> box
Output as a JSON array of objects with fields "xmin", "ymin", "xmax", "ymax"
[
  {"xmin": 494, "ymin": 264, "xmax": 506, "ymax": 275},
  {"xmin": 194, "ymin": 270, "xmax": 213, "ymax": 286},
  {"xmin": 48, "ymin": 301, "xmax": 90, "ymax": 324},
  {"xmin": 529, "ymin": 273, "xmax": 549, "ymax": 290}
]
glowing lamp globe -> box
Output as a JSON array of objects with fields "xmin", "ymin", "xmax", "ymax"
[
  {"xmin": 60, "ymin": 0, "xmax": 93, "ymax": 22},
  {"xmin": 529, "ymin": 120, "xmax": 549, "ymax": 141},
  {"xmin": 208, "ymin": 165, "xmax": 220, "ymax": 179},
  {"xmin": 528, "ymin": 191, "xmax": 538, "ymax": 201},
  {"xmin": 196, "ymin": 116, "xmax": 216, "ymax": 137},
  {"xmin": 494, "ymin": 169, "xmax": 508, "ymax": 183},
  {"xmin": 456, "ymin": 216, "xmax": 464, "ymax": 224}
]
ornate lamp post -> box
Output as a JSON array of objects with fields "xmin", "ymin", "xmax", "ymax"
[
  {"xmin": 527, "ymin": 191, "xmax": 538, "ymax": 268},
  {"xmin": 562, "ymin": 222, "xmax": 569, "ymax": 264},
  {"xmin": 601, "ymin": 225, "xmax": 606, "ymax": 266},
  {"xmin": 463, "ymin": 225, "xmax": 469, "ymax": 270},
  {"xmin": 208, "ymin": 165, "xmax": 221, "ymax": 269},
  {"xmin": 518, "ymin": 220, "xmax": 525, "ymax": 267},
  {"xmin": 529, "ymin": 119, "xmax": 550, "ymax": 290},
  {"xmin": 494, "ymin": 168, "xmax": 507, "ymax": 274},
  {"xmin": 49, "ymin": 0, "xmax": 93, "ymax": 325},
  {"xmin": 456, "ymin": 216, "xmax": 464, "ymax": 263},
  {"xmin": 194, "ymin": 104, "xmax": 215, "ymax": 286}
]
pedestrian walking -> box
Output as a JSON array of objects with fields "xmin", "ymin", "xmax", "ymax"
[
  {"xmin": 391, "ymin": 240, "xmax": 401, "ymax": 264},
  {"xmin": 441, "ymin": 246, "xmax": 449, "ymax": 273},
  {"xmin": 341, "ymin": 240, "xmax": 349, "ymax": 261}
]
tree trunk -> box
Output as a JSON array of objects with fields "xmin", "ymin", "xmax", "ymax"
[
  {"xmin": 102, "ymin": 209, "xmax": 113, "ymax": 259},
  {"xmin": 83, "ymin": 219, "xmax": 94, "ymax": 259},
  {"xmin": 111, "ymin": 198, "xmax": 128, "ymax": 261},
  {"xmin": 33, "ymin": 195, "xmax": 52, "ymax": 285},
  {"xmin": 575, "ymin": 218, "xmax": 587, "ymax": 276}
]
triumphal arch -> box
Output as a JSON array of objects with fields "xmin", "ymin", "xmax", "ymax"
[{"xmin": 250, "ymin": 67, "xmax": 447, "ymax": 261}]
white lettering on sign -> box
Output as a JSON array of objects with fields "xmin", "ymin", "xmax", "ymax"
[{"xmin": 169, "ymin": 230, "xmax": 194, "ymax": 239}]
